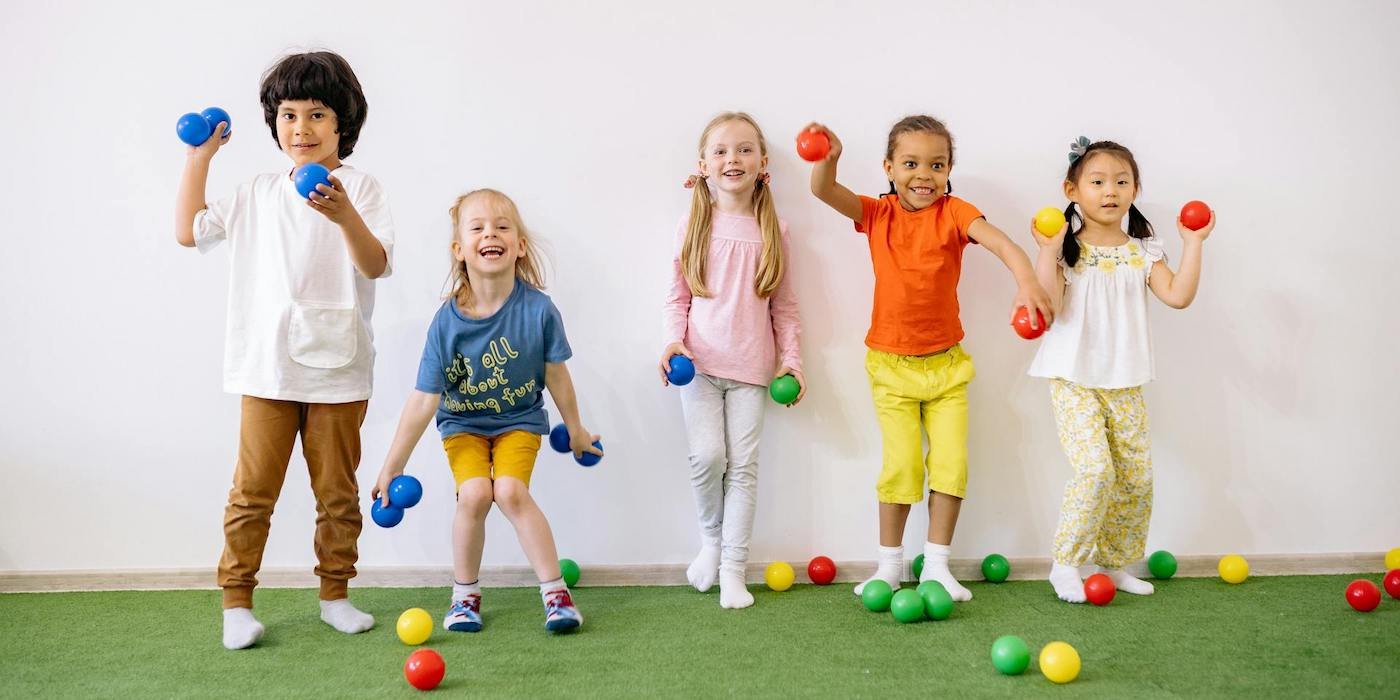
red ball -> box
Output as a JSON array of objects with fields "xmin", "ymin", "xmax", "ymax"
[
  {"xmin": 1384, "ymin": 569, "xmax": 1400, "ymax": 599},
  {"xmin": 1084, "ymin": 573, "xmax": 1116, "ymax": 606},
  {"xmin": 404, "ymin": 648, "xmax": 446, "ymax": 690},
  {"xmin": 796, "ymin": 129, "xmax": 830, "ymax": 162},
  {"xmin": 1345, "ymin": 579, "xmax": 1381, "ymax": 612},
  {"xmin": 807, "ymin": 556, "xmax": 837, "ymax": 585},
  {"xmin": 1012, "ymin": 307, "xmax": 1046, "ymax": 340},
  {"xmin": 1180, "ymin": 200, "xmax": 1211, "ymax": 231}
]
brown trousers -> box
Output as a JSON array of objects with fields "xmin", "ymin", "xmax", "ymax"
[{"xmin": 218, "ymin": 396, "xmax": 368, "ymax": 609}]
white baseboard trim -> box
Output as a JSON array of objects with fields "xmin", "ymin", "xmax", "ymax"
[{"xmin": 0, "ymin": 552, "xmax": 1385, "ymax": 594}]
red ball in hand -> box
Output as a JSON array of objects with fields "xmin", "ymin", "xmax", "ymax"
[
  {"xmin": 1345, "ymin": 579, "xmax": 1381, "ymax": 612},
  {"xmin": 1383, "ymin": 569, "xmax": 1400, "ymax": 599},
  {"xmin": 796, "ymin": 130, "xmax": 830, "ymax": 162},
  {"xmin": 1084, "ymin": 573, "xmax": 1116, "ymax": 606},
  {"xmin": 1180, "ymin": 200, "xmax": 1212, "ymax": 231},
  {"xmin": 807, "ymin": 555, "xmax": 837, "ymax": 585},
  {"xmin": 1012, "ymin": 307, "xmax": 1046, "ymax": 340}
]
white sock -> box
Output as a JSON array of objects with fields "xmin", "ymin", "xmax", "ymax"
[
  {"xmin": 222, "ymin": 607, "xmax": 264, "ymax": 650},
  {"xmin": 1049, "ymin": 562, "xmax": 1086, "ymax": 603},
  {"xmin": 539, "ymin": 577, "xmax": 567, "ymax": 600},
  {"xmin": 920, "ymin": 542, "xmax": 972, "ymax": 602},
  {"xmin": 320, "ymin": 598, "xmax": 375, "ymax": 634},
  {"xmin": 718, "ymin": 563, "xmax": 754, "ymax": 609},
  {"xmin": 686, "ymin": 538, "xmax": 721, "ymax": 593},
  {"xmin": 1102, "ymin": 567, "xmax": 1155, "ymax": 595},
  {"xmin": 452, "ymin": 579, "xmax": 481, "ymax": 600},
  {"xmin": 854, "ymin": 545, "xmax": 903, "ymax": 596}
]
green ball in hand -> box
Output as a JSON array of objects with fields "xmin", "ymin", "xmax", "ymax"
[{"xmin": 769, "ymin": 375, "xmax": 800, "ymax": 404}]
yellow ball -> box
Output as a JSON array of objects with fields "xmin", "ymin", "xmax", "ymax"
[
  {"xmin": 1038, "ymin": 641, "xmax": 1081, "ymax": 684},
  {"xmin": 1219, "ymin": 554, "xmax": 1249, "ymax": 584},
  {"xmin": 1034, "ymin": 207, "xmax": 1067, "ymax": 237},
  {"xmin": 396, "ymin": 607, "xmax": 433, "ymax": 645},
  {"xmin": 1386, "ymin": 547, "xmax": 1400, "ymax": 571},
  {"xmin": 765, "ymin": 561, "xmax": 795, "ymax": 592}
]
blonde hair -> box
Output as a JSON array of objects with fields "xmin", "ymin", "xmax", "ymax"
[
  {"xmin": 682, "ymin": 112, "xmax": 785, "ymax": 298},
  {"xmin": 445, "ymin": 189, "xmax": 547, "ymax": 309}
]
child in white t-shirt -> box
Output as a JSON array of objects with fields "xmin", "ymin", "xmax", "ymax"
[
  {"xmin": 173, "ymin": 50, "xmax": 395, "ymax": 649},
  {"xmin": 1027, "ymin": 138, "xmax": 1213, "ymax": 603}
]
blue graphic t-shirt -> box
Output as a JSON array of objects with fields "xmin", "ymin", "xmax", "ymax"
[{"xmin": 415, "ymin": 283, "xmax": 572, "ymax": 438}]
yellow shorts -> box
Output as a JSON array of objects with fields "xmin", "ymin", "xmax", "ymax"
[
  {"xmin": 443, "ymin": 430, "xmax": 542, "ymax": 487},
  {"xmin": 865, "ymin": 346, "xmax": 975, "ymax": 503}
]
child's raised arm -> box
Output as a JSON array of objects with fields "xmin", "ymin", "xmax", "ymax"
[
  {"xmin": 969, "ymin": 219, "xmax": 1055, "ymax": 330},
  {"xmin": 544, "ymin": 362, "xmax": 603, "ymax": 460},
  {"xmin": 1028, "ymin": 218, "xmax": 1069, "ymax": 316},
  {"xmin": 804, "ymin": 124, "xmax": 862, "ymax": 222},
  {"xmin": 373, "ymin": 389, "xmax": 440, "ymax": 505},
  {"xmin": 173, "ymin": 123, "xmax": 229, "ymax": 247},
  {"xmin": 1148, "ymin": 210, "xmax": 1214, "ymax": 309}
]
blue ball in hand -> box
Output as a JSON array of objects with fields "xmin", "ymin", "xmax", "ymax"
[
  {"xmin": 371, "ymin": 499, "xmax": 404, "ymax": 528},
  {"xmin": 667, "ymin": 355, "xmax": 695, "ymax": 386},
  {"xmin": 176, "ymin": 112, "xmax": 213, "ymax": 146},
  {"xmin": 575, "ymin": 440, "xmax": 604, "ymax": 468},
  {"xmin": 388, "ymin": 475, "xmax": 423, "ymax": 509},
  {"xmin": 293, "ymin": 163, "xmax": 332, "ymax": 200},
  {"xmin": 200, "ymin": 106, "xmax": 231, "ymax": 138},
  {"xmin": 549, "ymin": 423, "xmax": 571, "ymax": 453}
]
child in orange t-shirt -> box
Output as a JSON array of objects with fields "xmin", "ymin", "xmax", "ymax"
[{"xmin": 805, "ymin": 115, "xmax": 1053, "ymax": 601}]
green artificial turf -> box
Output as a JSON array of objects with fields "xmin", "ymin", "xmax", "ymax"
[{"xmin": 1, "ymin": 575, "xmax": 1396, "ymax": 698}]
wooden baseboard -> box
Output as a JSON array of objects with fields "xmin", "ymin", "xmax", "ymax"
[{"xmin": 0, "ymin": 552, "xmax": 1385, "ymax": 593}]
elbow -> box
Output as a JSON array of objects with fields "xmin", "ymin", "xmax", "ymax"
[{"xmin": 175, "ymin": 231, "xmax": 196, "ymax": 248}]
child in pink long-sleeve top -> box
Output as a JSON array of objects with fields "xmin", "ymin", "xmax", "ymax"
[{"xmin": 660, "ymin": 112, "xmax": 803, "ymax": 609}]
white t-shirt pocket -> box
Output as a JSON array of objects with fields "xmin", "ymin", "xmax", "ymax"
[{"xmin": 287, "ymin": 301, "xmax": 359, "ymax": 369}]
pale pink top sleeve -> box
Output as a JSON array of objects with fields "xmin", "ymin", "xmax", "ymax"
[{"xmin": 662, "ymin": 216, "xmax": 692, "ymax": 346}]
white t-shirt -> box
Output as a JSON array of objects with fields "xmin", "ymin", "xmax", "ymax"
[
  {"xmin": 1027, "ymin": 237, "xmax": 1165, "ymax": 389},
  {"xmin": 194, "ymin": 165, "xmax": 395, "ymax": 403}
]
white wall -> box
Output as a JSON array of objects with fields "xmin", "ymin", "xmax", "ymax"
[{"xmin": 2, "ymin": 0, "xmax": 1397, "ymax": 574}]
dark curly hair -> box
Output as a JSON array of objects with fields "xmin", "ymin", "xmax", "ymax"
[{"xmin": 259, "ymin": 51, "xmax": 367, "ymax": 159}]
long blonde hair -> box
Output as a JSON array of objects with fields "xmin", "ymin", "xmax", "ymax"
[
  {"xmin": 445, "ymin": 189, "xmax": 547, "ymax": 310},
  {"xmin": 682, "ymin": 112, "xmax": 784, "ymax": 298}
]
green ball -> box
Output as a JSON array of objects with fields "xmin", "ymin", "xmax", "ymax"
[
  {"xmin": 1148, "ymin": 550, "xmax": 1177, "ymax": 579},
  {"xmin": 912, "ymin": 554, "xmax": 924, "ymax": 579},
  {"xmin": 981, "ymin": 554, "xmax": 1011, "ymax": 583},
  {"xmin": 990, "ymin": 635, "xmax": 1031, "ymax": 675},
  {"xmin": 890, "ymin": 588, "xmax": 925, "ymax": 623},
  {"xmin": 921, "ymin": 583, "xmax": 954, "ymax": 620},
  {"xmin": 915, "ymin": 579, "xmax": 945, "ymax": 598},
  {"xmin": 559, "ymin": 558, "xmax": 580, "ymax": 588},
  {"xmin": 861, "ymin": 579, "xmax": 894, "ymax": 612},
  {"xmin": 769, "ymin": 375, "xmax": 800, "ymax": 404}
]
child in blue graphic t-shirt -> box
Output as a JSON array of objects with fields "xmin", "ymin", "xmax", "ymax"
[{"xmin": 375, "ymin": 189, "xmax": 602, "ymax": 634}]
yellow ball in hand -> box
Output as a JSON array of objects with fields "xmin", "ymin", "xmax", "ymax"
[
  {"xmin": 1038, "ymin": 641, "xmax": 1081, "ymax": 684},
  {"xmin": 397, "ymin": 607, "xmax": 433, "ymax": 645},
  {"xmin": 1034, "ymin": 207, "xmax": 1067, "ymax": 237},
  {"xmin": 765, "ymin": 561, "xmax": 795, "ymax": 592},
  {"xmin": 1219, "ymin": 554, "xmax": 1250, "ymax": 584}
]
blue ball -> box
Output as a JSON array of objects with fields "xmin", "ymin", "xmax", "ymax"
[
  {"xmin": 200, "ymin": 106, "xmax": 231, "ymax": 139},
  {"xmin": 575, "ymin": 440, "xmax": 603, "ymax": 468},
  {"xmin": 176, "ymin": 112, "xmax": 212, "ymax": 146},
  {"xmin": 371, "ymin": 499, "xmax": 404, "ymax": 528},
  {"xmin": 667, "ymin": 355, "xmax": 695, "ymax": 386},
  {"xmin": 548, "ymin": 423, "xmax": 571, "ymax": 453},
  {"xmin": 388, "ymin": 475, "xmax": 423, "ymax": 509},
  {"xmin": 293, "ymin": 163, "xmax": 332, "ymax": 200}
]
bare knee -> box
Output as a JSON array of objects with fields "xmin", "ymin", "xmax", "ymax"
[
  {"xmin": 457, "ymin": 478, "xmax": 493, "ymax": 519},
  {"xmin": 492, "ymin": 478, "xmax": 532, "ymax": 514}
]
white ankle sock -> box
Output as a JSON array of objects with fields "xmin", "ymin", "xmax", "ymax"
[
  {"xmin": 920, "ymin": 542, "xmax": 972, "ymax": 601},
  {"xmin": 854, "ymin": 545, "xmax": 903, "ymax": 596},
  {"xmin": 222, "ymin": 607, "xmax": 264, "ymax": 650},
  {"xmin": 687, "ymin": 538, "xmax": 721, "ymax": 593},
  {"xmin": 1102, "ymin": 567, "xmax": 1155, "ymax": 595},
  {"xmin": 452, "ymin": 579, "xmax": 481, "ymax": 600},
  {"xmin": 538, "ymin": 577, "xmax": 568, "ymax": 600},
  {"xmin": 1049, "ymin": 562, "xmax": 1086, "ymax": 603},
  {"xmin": 320, "ymin": 598, "xmax": 374, "ymax": 634},
  {"xmin": 718, "ymin": 563, "xmax": 753, "ymax": 609}
]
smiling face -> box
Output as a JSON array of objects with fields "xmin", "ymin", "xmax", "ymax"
[
  {"xmin": 883, "ymin": 131, "xmax": 952, "ymax": 211},
  {"xmin": 451, "ymin": 194, "xmax": 527, "ymax": 280},
  {"xmin": 276, "ymin": 99, "xmax": 341, "ymax": 168},
  {"xmin": 698, "ymin": 118, "xmax": 768, "ymax": 198},
  {"xmin": 1065, "ymin": 151, "xmax": 1139, "ymax": 228}
]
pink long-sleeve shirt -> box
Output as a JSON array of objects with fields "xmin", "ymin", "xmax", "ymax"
[{"xmin": 662, "ymin": 211, "xmax": 802, "ymax": 387}]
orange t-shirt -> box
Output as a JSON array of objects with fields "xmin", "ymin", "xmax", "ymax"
[{"xmin": 855, "ymin": 194, "xmax": 984, "ymax": 355}]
